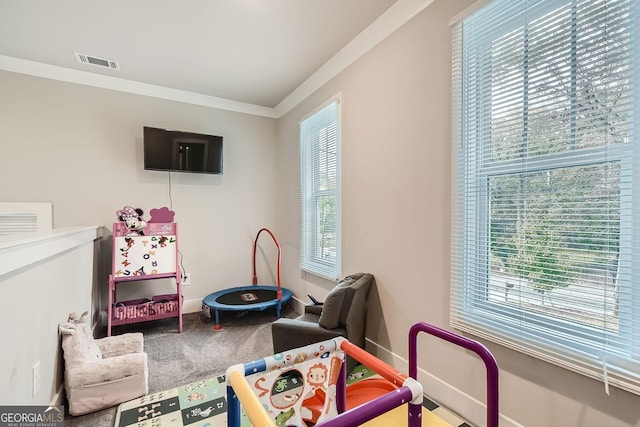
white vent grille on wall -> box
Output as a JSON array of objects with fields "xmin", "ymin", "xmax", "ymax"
[
  {"xmin": 73, "ymin": 52, "xmax": 120, "ymax": 70},
  {"xmin": 0, "ymin": 214, "xmax": 38, "ymax": 236},
  {"xmin": 0, "ymin": 203, "xmax": 53, "ymax": 237}
]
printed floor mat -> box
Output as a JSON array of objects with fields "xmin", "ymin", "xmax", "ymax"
[
  {"xmin": 115, "ymin": 374, "xmax": 229, "ymax": 427},
  {"xmin": 114, "ymin": 365, "xmax": 471, "ymax": 427}
]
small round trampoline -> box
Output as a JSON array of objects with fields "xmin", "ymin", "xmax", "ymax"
[{"xmin": 202, "ymin": 228, "xmax": 293, "ymax": 329}]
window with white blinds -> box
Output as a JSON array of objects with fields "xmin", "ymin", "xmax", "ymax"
[
  {"xmin": 299, "ymin": 98, "xmax": 341, "ymax": 280},
  {"xmin": 451, "ymin": 0, "xmax": 638, "ymax": 394}
]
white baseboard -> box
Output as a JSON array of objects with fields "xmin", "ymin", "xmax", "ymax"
[
  {"xmin": 51, "ymin": 384, "xmax": 65, "ymax": 407},
  {"xmin": 183, "ymin": 298, "xmax": 204, "ymax": 314},
  {"xmin": 289, "ymin": 296, "xmax": 306, "ymax": 314},
  {"xmin": 364, "ymin": 338, "xmax": 524, "ymax": 427}
]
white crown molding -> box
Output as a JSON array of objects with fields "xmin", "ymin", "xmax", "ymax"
[
  {"xmin": 0, "ymin": 55, "xmax": 278, "ymax": 118},
  {"xmin": 0, "ymin": 0, "xmax": 434, "ymax": 119}
]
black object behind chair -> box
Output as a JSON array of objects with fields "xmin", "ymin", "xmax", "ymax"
[{"xmin": 271, "ymin": 273, "xmax": 374, "ymax": 373}]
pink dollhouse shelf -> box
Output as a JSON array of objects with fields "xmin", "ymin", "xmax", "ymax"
[{"xmin": 108, "ymin": 220, "xmax": 183, "ymax": 336}]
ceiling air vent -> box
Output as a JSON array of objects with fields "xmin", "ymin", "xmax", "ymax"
[{"xmin": 73, "ymin": 52, "xmax": 120, "ymax": 70}]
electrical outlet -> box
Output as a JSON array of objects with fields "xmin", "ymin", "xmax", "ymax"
[
  {"xmin": 32, "ymin": 361, "xmax": 41, "ymax": 397},
  {"xmin": 182, "ymin": 273, "xmax": 191, "ymax": 286}
]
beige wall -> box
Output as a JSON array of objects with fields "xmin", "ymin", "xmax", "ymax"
[
  {"xmin": 0, "ymin": 70, "xmax": 280, "ymax": 314},
  {"xmin": 276, "ymin": 1, "xmax": 640, "ymax": 426}
]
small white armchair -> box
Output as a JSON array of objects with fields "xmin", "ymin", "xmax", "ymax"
[{"xmin": 59, "ymin": 312, "xmax": 148, "ymax": 416}]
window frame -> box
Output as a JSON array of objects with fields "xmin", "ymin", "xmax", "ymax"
[
  {"xmin": 451, "ymin": 0, "xmax": 639, "ymax": 392},
  {"xmin": 299, "ymin": 96, "xmax": 342, "ymax": 280}
]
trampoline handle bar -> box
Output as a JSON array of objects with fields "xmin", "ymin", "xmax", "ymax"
[
  {"xmin": 409, "ymin": 322, "xmax": 499, "ymax": 427},
  {"xmin": 252, "ymin": 228, "xmax": 282, "ymax": 299}
]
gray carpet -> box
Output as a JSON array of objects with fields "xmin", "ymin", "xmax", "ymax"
[{"xmin": 64, "ymin": 308, "xmax": 296, "ymax": 427}]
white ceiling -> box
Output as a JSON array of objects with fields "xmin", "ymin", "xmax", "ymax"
[{"xmin": 0, "ymin": 0, "xmax": 433, "ymax": 117}]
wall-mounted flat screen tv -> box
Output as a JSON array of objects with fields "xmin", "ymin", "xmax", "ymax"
[{"xmin": 143, "ymin": 126, "xmax": 223, "ymax": 174}]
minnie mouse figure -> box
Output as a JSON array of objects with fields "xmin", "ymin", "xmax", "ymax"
[{"xmin": 116, "ymin": 206, "xmax": 147, "ymax": 236}]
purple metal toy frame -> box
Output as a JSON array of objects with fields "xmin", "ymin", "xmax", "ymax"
[
  {"xmin": 409, "ymin": 322, "xmax": 500, "ymax": 427},
  {"xmin": 227, "ymin": 323, "xmax": 499, "ymax": 427}
]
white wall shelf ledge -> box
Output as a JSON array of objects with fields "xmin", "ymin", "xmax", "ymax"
[{"xmin": 0, "ymin": 226, "xmax": 102, "ymax": 279}]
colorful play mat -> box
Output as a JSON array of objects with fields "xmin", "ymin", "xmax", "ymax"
[{"xmin": 114, "ymin": 365, "xmax": 470, "ymax": 427}]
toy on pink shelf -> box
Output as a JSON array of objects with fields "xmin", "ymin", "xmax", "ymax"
[
  {"xmin": 116, "ymin": 206, "xmax": 147, "ymax": 236},
  {"xmin": 148, "ymin": 207, "xmax": 176, "ymax": 223}
]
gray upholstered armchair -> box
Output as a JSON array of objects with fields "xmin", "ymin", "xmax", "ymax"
[{"xmin": 271, "ymin": 273, "xmax": 374, "ymax": 372}]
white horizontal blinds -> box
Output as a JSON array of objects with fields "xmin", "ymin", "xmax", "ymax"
[
  {"xmin": 300, "ymin": 100, "xmax": 340, "ymax": 280},
  {"xmin": 451, "ymin": 0, "xmax": 639, "ymax": 393}
]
